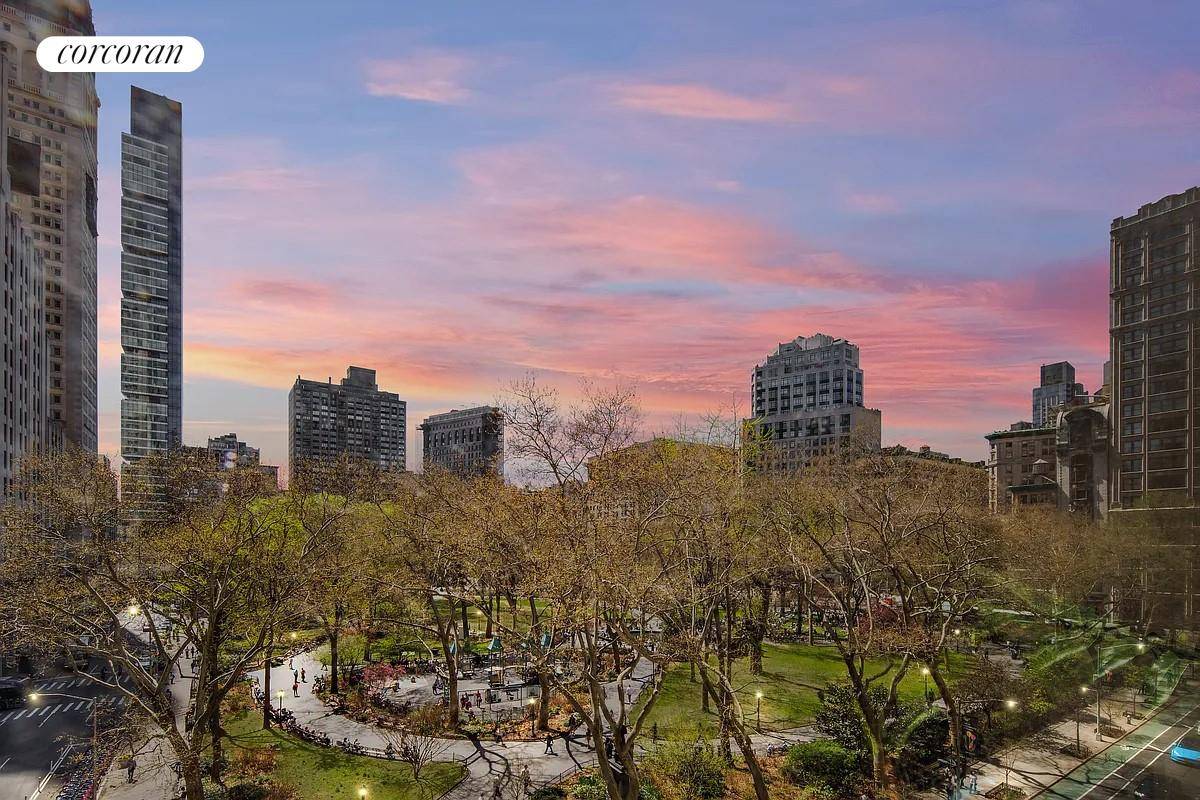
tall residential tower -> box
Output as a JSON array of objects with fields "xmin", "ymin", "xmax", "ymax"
[
  {"xmin": 289, "ymin": 367, "xmax": 406, "ymax": 477},
  {"xmin": 1110, "ymin": 187, "xmax": 1200, "ymax": 509},
  {"xmin": 0, "ymin": 1, "xmax": 100, "ymax": 452},
  {"xmin": 120, "ymin": 88, "xmax": 182, "ymax": 475},
  {"xmin": 1032, "ymin": 361, "xmax": 1085, "ymax": 427},
  {"xmin": 748, "ymin": 333, "xmax": 881, "ymax": 473}
]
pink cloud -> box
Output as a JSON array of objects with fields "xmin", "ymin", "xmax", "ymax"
[
  {"xmin": 609, "ymin": 82, "xmax": 790, "ymax": 122},
  {"xmin": 363, "ymin": 49, "xmax": 473, "ymax": 104}
]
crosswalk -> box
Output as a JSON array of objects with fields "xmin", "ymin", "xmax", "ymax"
[
  {"xmin": 0, "ymin": 695, "xmax": 131, "ymax": 726},
  {"xmin": 31, "ymin": 677, "xmax": 97, "ymax": 691}
]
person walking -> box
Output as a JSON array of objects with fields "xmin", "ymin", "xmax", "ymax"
[
  {"xmin": 519, "ymin": 764, "xmax": 531, "ymax": 795},
  {"xmin": 544, "ymin": 733, "xmax": 556, "ymax": 755},
  {"xmin": 293, "ymin": 680, "xmax": 300, "ymax": 698},
  {"xmin": 126, "ymin": 756, "xmax": 137, "ymax": 783},
  {"xmin": 301, "ymin": 667, "xmax": 306, "ymax": 683}
]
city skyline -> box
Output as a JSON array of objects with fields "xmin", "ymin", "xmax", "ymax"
[{"xmin": 84, "ymin": 1, "xmax": 1200, "ymax": 470}]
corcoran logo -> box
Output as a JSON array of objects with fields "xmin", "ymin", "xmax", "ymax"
[{"xmin": 36, "ymin": 36, "xmax": 204, "ymax": 73}]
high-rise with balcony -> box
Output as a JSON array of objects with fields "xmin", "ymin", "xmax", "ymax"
[
  {"xmin": 289, "ymin": 367, "xmax": 406, "ymax": 477},
  {"xmin": 0, "ymin": 1, "xmax": 100, "ymax": 452},
  {"xmin": 1110, "ymin": 187, "xmax": 1200, "ymax": 509},
  {"xmin": 748, "ymin": 333, "xmax": 881, "ymax": 473},
  {"xmin": 120, "ymin": 88, "xmax": 182, "ymax": 483}
]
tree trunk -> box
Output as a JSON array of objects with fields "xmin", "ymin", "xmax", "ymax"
[
  {"xmin": 537, "ymin": 670, "xmax": 551, "ymax": 729},
  {"xmin": 263, "ymin": 640, "xmax": 273, "ymax": 730},
  {"xmin": 931, "ymin": 665, "xmax": 964, "ymax": 787},
  {"xmin": 329, "ymin": 627, "xmax": 340, "ymax": 694},
  {"xmin": 460, "ymin": 602, "xmax": 469, "ymax": 641}
]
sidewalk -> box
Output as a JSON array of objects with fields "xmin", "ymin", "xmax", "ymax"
[
  {"xmin": 96, "ymin": 661, "xmax": 194, "ymax": 800},
  {"xmin": 953, "ymin": 681, "xmax": 1193, "ymax": 799}
]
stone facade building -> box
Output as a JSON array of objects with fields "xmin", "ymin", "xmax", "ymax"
[
  {"xmin": 288, "ymin": 366, "xmax": 406, "ymax": 476},
  {"xmin": 418, "ymin": 406, "xmax": 503, "ymax": 476},
  {"xmin": 985, "ymin": 422, "xmax": 1058, "ymax": 513}
]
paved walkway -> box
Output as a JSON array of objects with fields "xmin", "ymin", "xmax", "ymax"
[{"xmin": 96, "ymin": 660, "xmax": 194, "ymax": 800}]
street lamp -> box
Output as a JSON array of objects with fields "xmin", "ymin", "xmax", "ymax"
[
  {"xmin": 1077, "ymin": 686, "xmax": 1089, "ymax": 756},
  {"xmin": 755, "ymin": 691, "xmax": 763, "ymax": 732},
  {"xmin": 1002, "ymin": 700, "xmax": 1018, "ymax": 790},
  {"xmin": 30, "ymin": 692, "xmax": 100, "ymax": 779},
  {"xmin": 358, "ymin": 788, "xmax": 368, "ymax": 799},
  {"xmin": 528, "ymin": 697, "xmax": 537, "ymax": 736},
  {"xmin": 276, "ymin": 689, "xmax": 285, "ymax": 711},
  {"xmin": 126, "ymin": 603, "xmax": 141, "ymax": 617},
  {"xmin": 921, "ymin": 667, "xmax": 930, "ymax": 704}
]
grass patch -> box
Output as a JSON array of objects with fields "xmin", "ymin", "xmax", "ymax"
[
  {"xmin": 639, "ymin": 642, "xmax": 970, "ymax": 736},
  {"xmin": 224, "ymin": 711, "xmax": 463, "ymax": 800}
]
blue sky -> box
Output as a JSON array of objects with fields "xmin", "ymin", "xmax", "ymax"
[{"xmin": 88, "ymin": 0, "xmax": 1200, "ymax": 469}]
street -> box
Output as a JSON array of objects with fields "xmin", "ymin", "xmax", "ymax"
[
  {"xmin": 0, "ymin": 671, "xmax": 127, "ymax": 800},
  {"xmin": 1061, "ymin": 685, "xmax": 1200, "ymax": 800}
]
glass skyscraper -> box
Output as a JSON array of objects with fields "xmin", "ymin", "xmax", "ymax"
[{"xmin": 120, "ymin": 87, "xmax": 181, "ymax": 500}]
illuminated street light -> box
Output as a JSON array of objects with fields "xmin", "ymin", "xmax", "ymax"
[
  {"xmin": 921, "ymin": 667, "xmax": 931, "ymax": 704},
  {"xmin": 127, "ymin": 604, "xmax": 141, "ymax": 616},
  {"xmin": 276, "ymin": 689, "xmax": 285, "ymax": 711},
  {"xmin": 528, "ymin": 697, "xmax": 537, "ymax": 736},
  {"xmin": 358, "ymin": 789, "xmax": 368, "ymax": 799},
  {"xmin": 755, "ymin": 690, "xmax": 763, "ymax": 732}
]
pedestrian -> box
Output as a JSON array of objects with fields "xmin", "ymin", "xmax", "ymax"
[
  {"xmin": 293, "ymin": 668, "xmax": 299, "ymax": 682},
  {"xmin": 293, "ymin": 680, "xmax": 299, "ymax": 697},
  {"xmin": 126, "ymin": 756, "xmax": 137, "ymax": 783},
  {"xmin": 301, "ymin": 667, "xmax": 306, "ymax": 683},
  {"xmin": 544, "ymin": 734, "xmax": 555, "ymax": 755},
  {"xmin": 519, "ymin": 764, "xmax": 531, "ymax": 793}
]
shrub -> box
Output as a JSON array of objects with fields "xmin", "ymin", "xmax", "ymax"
[
  {"xmin": 232, "ymin": 746, "xmax": 278, "ymax": 777},
  {"xmin": 796, "ymin": 787, "xmax": 838, "ymax": 800},
  {"xmin": 530, "ymin": 789, "xmax": 566, "ymax": 800},
  {"xmin": 780, "ymin": 739, "xmax": 858, "ymax": 793},
  {"xmin": 647, "ymin": 741, "xmax": 726, "ymax": 799},
  {"xmin": 571, "ymin": 776, "xmax": 607, "ymax": 800},
  {"xmin": 223, "ymin": 785, "xmax": 269, "ymax": 800}
]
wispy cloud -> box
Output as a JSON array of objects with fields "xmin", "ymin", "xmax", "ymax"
[
  {"xmin": 608, "ymin": 82, "xmax": 790, "ymax": 121},
  {"xmin": 363, "ymin": 49, "xmax": 473, "ymax": 104}
]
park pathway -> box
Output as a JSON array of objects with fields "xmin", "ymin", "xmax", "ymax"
[{"xmin": 253, "ymin": 649, "xmax": 812, "ymax": 799}]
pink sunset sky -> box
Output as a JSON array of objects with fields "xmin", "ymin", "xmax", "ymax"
[{"xmin": 91, "ymin": 1, "xmax": 1200, "ymax": 472}]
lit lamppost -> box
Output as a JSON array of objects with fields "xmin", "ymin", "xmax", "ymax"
[
  {"xmin": 276, "ymin": 689, "xmax": 285, "ymax": 712},
  {"xmin": 755, "ymin": 691, "xmax": 763, "ymax": 732},
  {"xmin": 1003, "ymin": 699, "xmax": 1019, "ymax": 790},
  {"xmin": 528, "ymin": 697, "xmax": 537, "ymax": 736},
  {"xmin": 30, "ymin": 692, "xmax": 99, "ymax": 779},
  {"xmin": 358, "ymin": 788, "xmax": 369, "ymax": 799},
  {"xmin": 921, "ymin": 667, "xmax": 931, "ymax": 705}
]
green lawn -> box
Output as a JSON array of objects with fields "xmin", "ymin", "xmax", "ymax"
[
  {"xmin": 224, "ymin": 711, "xmax": 464, "ymax": 800},
  {"xmin": 639, "ymin": 642, "xmax": 970, "ymax": 736}
]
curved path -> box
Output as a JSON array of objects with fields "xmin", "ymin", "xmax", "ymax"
[{"xmin": 253, "ymin": 650, "xmax": 810, "ymax": 799}]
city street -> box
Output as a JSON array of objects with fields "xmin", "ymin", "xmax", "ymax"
[
  {"xmin": 1034, "ymin": 683, "xmax": 1200, "ymax": 800},
  {"xmin": 0, "ymin": 672, "xmax": 126, "ymax": 800}
]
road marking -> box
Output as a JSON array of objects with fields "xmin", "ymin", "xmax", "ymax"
[
  {"xmin": 0, "ymin": 756, "xmax": 9, "ymax": 770},
  {"xmin": 1078, "ymin": 699, "xmax": 1200, "ymax": 799},
  {"xmin": 37, "ymin": 705, "xmax": 58, "ymax": 727},
  {"xmin": 12, "ymin": 709, "xmax": 27, "ymax": 719}
]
